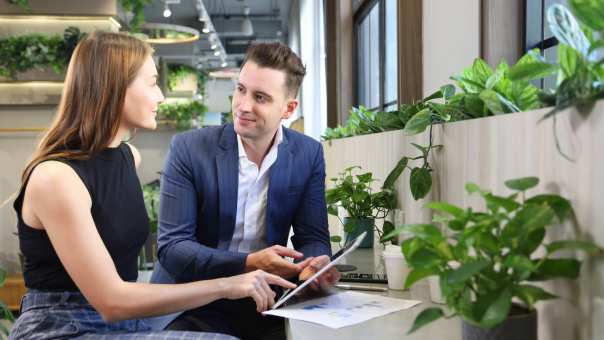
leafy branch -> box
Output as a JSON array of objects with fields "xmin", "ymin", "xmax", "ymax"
[{"xmin": 383, "ymin": 176, "xmax": 602, "ymax": 333}]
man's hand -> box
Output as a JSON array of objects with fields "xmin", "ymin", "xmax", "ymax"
[
  {"xmin": 298, "ymin": 255, "xmax": 341, "ymax": 292},
  {"xmin": 245, "ymin": 245, "xmax": 313, "ymax": 279}
]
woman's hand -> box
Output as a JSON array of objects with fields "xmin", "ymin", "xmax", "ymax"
[{"xmin": 221, "ymin": 270, "xmax": 296, "ymax": 312}]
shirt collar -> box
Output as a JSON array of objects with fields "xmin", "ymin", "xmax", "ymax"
[{"xmin": 237, "ymin": 125, "xmax": 283, "ymax": 160}]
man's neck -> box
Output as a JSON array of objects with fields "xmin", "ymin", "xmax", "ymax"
[{"xmin": 241, "ymin": 128, "xmax": 279, "ymax": 167}]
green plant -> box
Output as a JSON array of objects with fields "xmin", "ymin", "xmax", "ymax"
[
  {"xmin": 326, "ymin": 165, "xmax": 404, "ymax": 243},
  {"xmin": 0, "ymin": 26, "xmax": 85, "ymax": 79},
  {"xmin": 139, "ymin": 181, "xmax": 159, "ymax": 270},
  {"xmin": 4, "ymin": 0, "xmax": 30, "ymax": 11},
  {"xmin": 167, "ymin": 64, "xmax": 208, "ymax": 99},
  {"xmin": 119, "ymin": 0, "xmax": 153, "ymax": 31},
  {"xmin": 157, "ymin": 100, "xmax": 207, "ymax": 130},
  {"xmin": 507, "ymin": 1, "xmax": 604, "ymax": 161},
  {"xmin": 0, "ymin": 267, "xmax": 15, "ymax": 337},
  {"xmin": 383, "ymin": 176, "xmax": 602, "ymax": 334}
]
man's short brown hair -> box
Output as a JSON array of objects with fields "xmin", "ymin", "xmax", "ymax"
[{"xmin": 241, "ymin": 42, "xmax": 306, "ymax": 98}]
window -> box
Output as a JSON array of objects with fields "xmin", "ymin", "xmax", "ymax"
[
  {"xmin": 525, "ymin": 0, "xmax": 568, "ymax": 89},
  {"xmin": 355, "ymin": 0, "xmax": 398, "ymax": 112}
]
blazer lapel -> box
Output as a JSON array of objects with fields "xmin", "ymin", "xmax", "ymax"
[
  {"xmin": 267, "ymin": 133, "xmax": 292, "ymax": 245},
  {"xmin": 216, "ymin": 125, "xmax": 238, "ymax": 249}
]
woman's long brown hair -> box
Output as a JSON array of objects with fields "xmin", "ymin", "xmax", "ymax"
[{"xmin": 20, "ymin": 31, "xmax": 153, "ymax": 184}]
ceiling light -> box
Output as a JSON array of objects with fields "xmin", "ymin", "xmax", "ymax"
[
  {"xmin": 210, "ymin": 43, "xmax": 217, "ymax": 50},
  {"xmin": 214, "ymin": 50, "xmax": 221, "ymax": 56},
  {"xmin": 240, "ymin": 6, "xmax": 253, "ymax": 36},
  {"xmin": 221, "ymin": 61, "xmax": 228, "ymax": 68},
  {"xmin": 163, "ymin": 3, "xmax": 172, "ymax": 18}
]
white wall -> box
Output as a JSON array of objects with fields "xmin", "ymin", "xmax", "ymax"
[
  {"xmin": 204, "ymin": 77, "xmax": 236, "ymax": 114},
  {"xmin": 422, "ymin": 0, "xmax": 481, "ymax": 96}
]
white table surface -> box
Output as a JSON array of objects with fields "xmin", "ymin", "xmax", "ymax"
[{"xmin": 285, "ymin": 248, "xmax": 461, "ymax": 340}]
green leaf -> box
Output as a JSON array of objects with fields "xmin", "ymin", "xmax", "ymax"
[
  {"xmin": 327, "ymin": 205, "xmax": 338, "ymax": 216},
  {"xmin": 407, "ymin": 308, "xmax": 445, "ymax": 334},
  {"xmin": 508, "ymin": 61, "xmax": 559, "ymax": 82},
  {"xmin": 503, "ymin": 254, "xmax": 536, "ymax": 280},
  {"xmin": 330, "ymin": 235, "xmax": 342, "ymax": 243},
  {"xmin": 383, "ymin": 156, "xmax": 408, "ymax": 189},
  {"xmin": 381, "ymin": 221, "xmax": 395, "ymax": 242},
  {"xmin": 479, "ymin": 288, "xmax": 512, "ymax": 329},
  {"xmin": 529, "ymin": 259, "xmax": 581, "ymax": 280},
  {"xmin": 404, "ymin": 268, "xmax": 438, "ymax": 289},
  {"xmin": 545, "ymin": 240, "xmax": 602, "ymax": 255},
  {"xmin": 513, "ymin": 203, "xmax": 556, "ymax": 233},
  {"xmin": 410, "ymin": 167, "xmax": 432, "ymax": 200},
  {"xmin": 485, "ymin": 193, "xmax": 521, "ymax": 212},
  {"xmin": 558, "ymin": 44, "xmax": 580, "ymax": 78},
  {"xmin": 504, "ymin": 177, "xmax": 539, "ymax": 191},
  {"xmin": 425, "ymin": 201, "xmax": 464, "ymax": 218},
  {"xmin": 479, "ymin": 89, "xmax": 505, "ymax": 114},
  {"xmin": 570, "ymin": 0, "xmax": 604, "ymax": 31},
  {"xmin": 525, "ymin": 194, "xmax": 573, "ymax": 221},
  {"xmin": 441, "ymin": 84, "xmax": 456, "ymax": 100},
  {"xmin": 407, "ymin": 248, "xmax": 444, "ymax": 268},
  {"xmin": 404, "ymin": 108, "xmax": 432, "ymax": 135},
  {"xmin": 444, "ymin": 259, "xmax": 489, "ymax": 285},
  {"xmin": 423, "ymin": 89, "xmax": 444, "ymax": 102},
  {"xmin": 513, "ymin": 284, "xmax": 557, "ymax": 309},
  {"xmin": 465, "ymin": 182, "xmax": 482, "ymax": 194},
  {"xmin": 0, "ymin": 268, "xmax": 5, "ymax": 288}
]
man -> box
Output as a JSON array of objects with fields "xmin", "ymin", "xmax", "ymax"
[{"xmin": 150, "ymin": 42, "xmax": 339, "ymax": 340}]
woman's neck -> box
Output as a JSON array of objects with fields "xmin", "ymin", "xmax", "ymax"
[{"xmin": 109, "ymin": 126, "xmax": 129, "ymax": 147}]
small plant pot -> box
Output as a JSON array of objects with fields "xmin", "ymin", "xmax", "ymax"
[
  {"xmin": 462, "ymin": 305, "xmax": 537, "ymax": 340},
  {"xmin": 429, "ymin": 276, "xmax": 445, "ymax": 304},
  {"xmin": 343, "ymin": 217, "xmax": 374, "ymax": 248},
  {"xmin": 382, "ymin": 244, "xmax": 409, "ymax": 290}
]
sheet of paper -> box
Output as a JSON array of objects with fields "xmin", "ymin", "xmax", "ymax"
[{"xmin": 263, "ymin": 291, "xmax": 421, "ymax": 329}]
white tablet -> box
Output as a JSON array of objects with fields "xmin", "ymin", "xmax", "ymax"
[{"xmin": 270, "ymin": 231, "xmax": 367, "ymax": 310}]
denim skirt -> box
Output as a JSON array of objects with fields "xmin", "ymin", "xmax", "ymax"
[{"xmin": 9, "ymin": 290, "xmax": 239, "ymax": 340}]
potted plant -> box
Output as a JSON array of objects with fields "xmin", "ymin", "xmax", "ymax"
[
  {"xmin": 326, "ymin": 165, "xmax": 404, "ymax": 248},
  {"xmin": 0, "ymin": 267, "xmax": 15, "ymax": 338},
  {"xmin": 139, "ymin": 180, "xmax": 159, "ymax": 281},
  {"xmin": 384, "ymin": 176, "xmax": 602, "ymax": 339}
]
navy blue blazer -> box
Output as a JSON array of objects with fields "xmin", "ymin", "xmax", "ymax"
[{"xmin": 151, "ymin": 123, "xmax": 331, "ymax": 287}]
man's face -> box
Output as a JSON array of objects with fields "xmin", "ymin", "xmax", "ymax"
[{"xmin": 232, "ymin": 61, "xmax": 297, "ymax": 141}]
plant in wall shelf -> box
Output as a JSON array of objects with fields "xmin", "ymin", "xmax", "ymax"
[
  {"xmin": 4, "ymin": 0, "xmax": 29, "ymax": 11},
  {"xmin": 157, "ymin": 100, "xmax": 207, "ymax": 130},
  {"xmin": 0, "ymin": 26, "xmax": 85, "ymax": 79},
  {"xmin": 507, "ymin": 0, "xmax": 604, "ymax": 161},
  {"xmin": 383, "ymin": 177, "xmax": 602, "ymax": 339}
]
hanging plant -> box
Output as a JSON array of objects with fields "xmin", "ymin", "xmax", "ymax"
[{"xmin": 120, "ymin": 0, "xmax": 153, "ymax": 31}]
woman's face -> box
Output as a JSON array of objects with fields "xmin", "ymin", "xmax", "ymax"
[{"xmin": 122, "ymin": 55, "xmax": 165, "ymax": 130}]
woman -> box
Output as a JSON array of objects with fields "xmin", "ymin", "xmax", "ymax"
[{"xmin": 9, "ymin": 31, "xmax": 295, "ymax": 340}]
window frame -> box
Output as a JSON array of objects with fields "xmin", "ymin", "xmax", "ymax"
[{"xmin": 353, "ymin": 0, "xmax": 397, "ymax": 112}]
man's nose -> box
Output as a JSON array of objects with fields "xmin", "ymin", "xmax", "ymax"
[{"xmin": 237, "ymin": 93, "xmax": 253, "ymax": 112}]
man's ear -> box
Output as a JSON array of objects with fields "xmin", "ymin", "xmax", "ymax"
[{"xmin": 282, "ymin": 99, "xmax": 298, "ymax": 120}]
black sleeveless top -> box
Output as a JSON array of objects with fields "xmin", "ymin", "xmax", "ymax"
[{"xmin": 14, "ymin": 143, "xmax": 149, "ymax": 291}]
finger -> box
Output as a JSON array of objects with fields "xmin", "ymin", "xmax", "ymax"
[
  {"xmin": 297, "ymin": 257, "xmax": 314, "ymax": 269},
  {"xmin": 310, "ymin": 255, "xmax": 330, "ymax": 269},
  {"xmin": 272, "ymin": 257, "xmax": 306, "ymax": 275},
  {"xmin": 272, "ymin": 245, "xmax": 304, "ymax": 259},
  {"xmin": 260, "ymin": 278, "xmax": 276, "ymax": 308},
  {"xmin": 319, "ymin": 275, "xmax": 331, "ymax": 291},
  {"xmin": 265, "ymin": 272, "xmax": 297, "ymax": 289},
  {"xmin": 250, "ymin": 290, "xmax": 265, "ymax": 313}
]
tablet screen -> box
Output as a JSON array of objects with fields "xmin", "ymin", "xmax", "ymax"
[{"xmin": 270, "ymin": 231, "xmax": 367, "ymax": 310}]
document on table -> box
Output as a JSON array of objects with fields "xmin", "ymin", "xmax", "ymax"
[{"xmin": 262, "ymin": 291, "xmax": 421, "ymax": 329}]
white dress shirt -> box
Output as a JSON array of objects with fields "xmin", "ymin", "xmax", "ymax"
[{"xmin": 227, "ymin": 126, "xmax": 283, "ymax": 253}]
